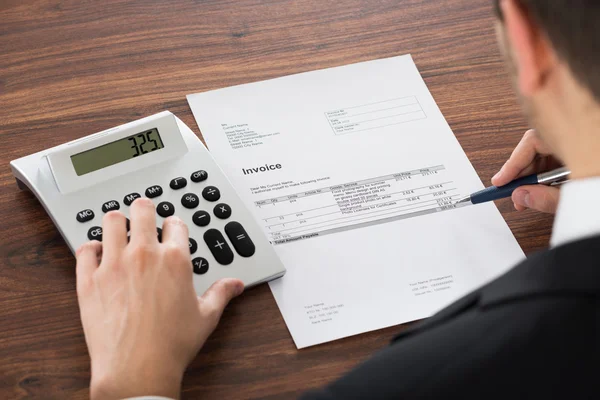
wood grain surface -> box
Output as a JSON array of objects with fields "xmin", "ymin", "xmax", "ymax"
[{"xmin": 0, "ymin": 0, "xmax": 554, "ymax": 398}]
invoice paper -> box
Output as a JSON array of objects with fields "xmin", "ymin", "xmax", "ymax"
[{"xmin": 187, "ymin": 54, "xmax": 525, "ymax": 348}]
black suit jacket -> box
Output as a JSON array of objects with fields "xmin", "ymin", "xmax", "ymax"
[{"xmin": 301, "ymin": 235, "xmax": 600, "ymax": 399}]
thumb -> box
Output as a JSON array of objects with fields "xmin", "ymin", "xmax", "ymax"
[
  {"xmin": 199, "ymin": 278, "xmax": 245, "ymax": 324},
  {"xmin": 512, "ymin": 185, "xmax": 560, "ymax": 214}
]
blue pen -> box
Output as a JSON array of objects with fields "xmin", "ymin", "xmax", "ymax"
[{"xmin": 455, "ymin": 167, "xmax": 570, "ymax": 205}]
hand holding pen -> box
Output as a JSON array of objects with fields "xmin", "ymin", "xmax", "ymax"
[{"xmin": 457, "ymin": 129, "xmax": 566, "ymax": 213}]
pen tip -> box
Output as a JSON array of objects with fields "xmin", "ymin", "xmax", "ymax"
[{"xmin": 454, "ymin": 195, "xmax": 471, "ymax": 205}]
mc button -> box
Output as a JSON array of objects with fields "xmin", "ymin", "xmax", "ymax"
[{"xmin": 76, "ymin": 209, "xmax": 94, "ymax": 223}]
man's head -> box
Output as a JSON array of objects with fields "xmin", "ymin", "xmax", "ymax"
[{"xmin": 494, "ymin": 0, "xmax": 600, "ymax": 178}]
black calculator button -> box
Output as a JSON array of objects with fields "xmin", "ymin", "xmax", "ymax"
[
  {"xmin": 202, "ymin": 186, "xmax": 221, "ymax": 202},
  {"xmin": 123, "ymin": 192, "xmax": 141, "ymax": 206},
  {"xmin": 203, "ymin": 229, "xmax": 234, "ymax": 265},
  {"xmin": 192, "ymin": 257, "xmax": 209, "ymax": 275},
  {"xmin": 157, "ymin": 201, "xmax": 175, "ymax": 218},
  {"xmin": 189, "ymin": 238, "xmax": 198, "ymax": 254},
  {"xmin": 145, "ymin": 185, "xmax": 163, "ymax": 198},
  {"xmin": 126, "ymin": 218, "xmax": 131, "ymax": 231},
  {"xmin": 87, "ymin": 226, "xmax": 103, "ymax": 241},
  {"xmin": 157, "ymin": 227, "xmax": 163, "ymax": 242},
  {"xmin": 192, "ymin": 210, "xmax": 211, "ymax": 227},
  {"xmin": 225, "ymin": 222, "xmax": 255, "ymax": 257},
  {"xmin": 102, "ymin": 200, "xmax": 120, "ymax": 213},
  {"xmin": 214, "ymin": 203, "xmax": 232, "ymax": 219},
  {"xmin": 181, "ymin": 193, "xmax": 200, "ymax": 209},
  {"xmin": 76, "ymin": 209, "xmax": 94, "ymax": 223},
  {"xmin": 170, "ymin": 177, "xmax": 187, "ymax": 190},
  {"xmin": 191, "ymin": 170, "xmax": 208, "ymax": 182}
]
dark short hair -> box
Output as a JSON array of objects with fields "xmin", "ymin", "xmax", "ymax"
[{"xmin": 494, "ymin": 0, "xmax": 600, "ymax": 102}]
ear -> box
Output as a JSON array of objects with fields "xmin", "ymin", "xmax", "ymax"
[{"xmin": 501, "ymin": 0, "xmax": 555, "ymax": 96}]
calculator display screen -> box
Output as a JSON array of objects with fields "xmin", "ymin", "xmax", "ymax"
[{"xmin": 70, "ymin": 128, "xmax": 165, "ymax": 176}]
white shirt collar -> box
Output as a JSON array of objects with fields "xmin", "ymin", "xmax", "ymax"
[{"xmin": 551, "ymin": 177, "xmax": 600, "ymax": 247}]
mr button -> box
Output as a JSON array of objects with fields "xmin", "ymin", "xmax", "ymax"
[{"xmin": 102, "ymin": 200, "xmax": 120, "ymax": 213}]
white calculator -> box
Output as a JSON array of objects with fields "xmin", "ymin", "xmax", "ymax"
[{"xmin": 10, "ymin": 111, "xmax": 286, "ymax": 295}]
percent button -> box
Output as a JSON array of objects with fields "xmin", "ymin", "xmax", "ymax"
[{"xmin": 181, "ymin": 193, "xmax": 200, "ymax": 209}]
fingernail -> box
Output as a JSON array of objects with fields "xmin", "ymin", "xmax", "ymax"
[
  {"xmin": 514, "ymin": 190, "xmax": 530, "ymax": 208},
  {"xmin": 166, "ymin": 215, "xmax": 183, "ymax": 224}
]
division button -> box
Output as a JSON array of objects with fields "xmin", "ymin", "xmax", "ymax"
[
  {"xmin": 191, "ymin": 170, "xmax": 208, "ymax": 183},
  {"xmin": 192, "ymin": 257, "xmax": 209, "ymax": 275},
  {"xmin": 213, "ymin": 203, "xmax": 232, "ymax": 219},
  {"xmin": 192, "ymin": 210, "xmax": 211, "ymax": 227},
  {"xmin": 76, "ymin": 209, "xmax": 94, "ymax": 223},
  {"xmin": 203, "ymin": 229, "xmax": 234, "ymax": 265},
  {"xmin": 156, "ymin": 201, "xmax": 175, "ymax": 218},
  {"xmin": 102, "ymin": 200, "xmax": 120, "ymax": 213},
  {"xmin": 170, "ymin": 177, "xmax": 187, "ymax": 190},
  {"xmin": 202, "ymin": 186, "xmax": 221, "ymax": 202},
  {"xmin": 145, "ymin": 185, "xmax": 163, "ymax": 198},
  {"xmin": 87, "ymin": 226, "xmax": 103, "ymax": 241},
  {"xmin": 181, "ymin": 193, "xmax": 200, "ymax": 209},
  {"xmin": 189, "ymin": 238, "xmax": 198, "ymax": 254},
  {"xmin": 224, "ymin": 221, "xmax": 255, "ymax": 257},
  {"xmin": 123, "ymin": 192, "xmax": 141, "ymax": 206}
]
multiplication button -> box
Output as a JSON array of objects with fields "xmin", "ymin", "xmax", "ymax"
[
  {"xmin": 214, "ymin": 203, "xmax": 231, "ymax": 219},
  {"xmin": 181, "ymin": 193, "xmax": 200, "ymax": 209},
  {"xmin": 203, "ymin": 229, "xmax": 234, "ymax": 265}
]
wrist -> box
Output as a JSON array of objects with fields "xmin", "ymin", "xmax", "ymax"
[{"xmin": 90, "ymin": 364, "xmax": 183, "ymax": 400}]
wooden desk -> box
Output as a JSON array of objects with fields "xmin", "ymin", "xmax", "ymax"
[{"xmin": 0, "ymin": 0, "xmax": 554, "ymax": 398}]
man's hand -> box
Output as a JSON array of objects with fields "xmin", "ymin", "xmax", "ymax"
[
  {"xmin": 492, "ymin": 129, "xmax": 563, "ymax": 214},
  {"xmin": 76, "ymin": 198, "xmax": 244, "ymax": 400}
]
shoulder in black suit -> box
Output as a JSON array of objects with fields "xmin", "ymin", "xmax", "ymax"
[{"xmin": 300, "ymin": 235, "xmax": 600, "ymax": 399}]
